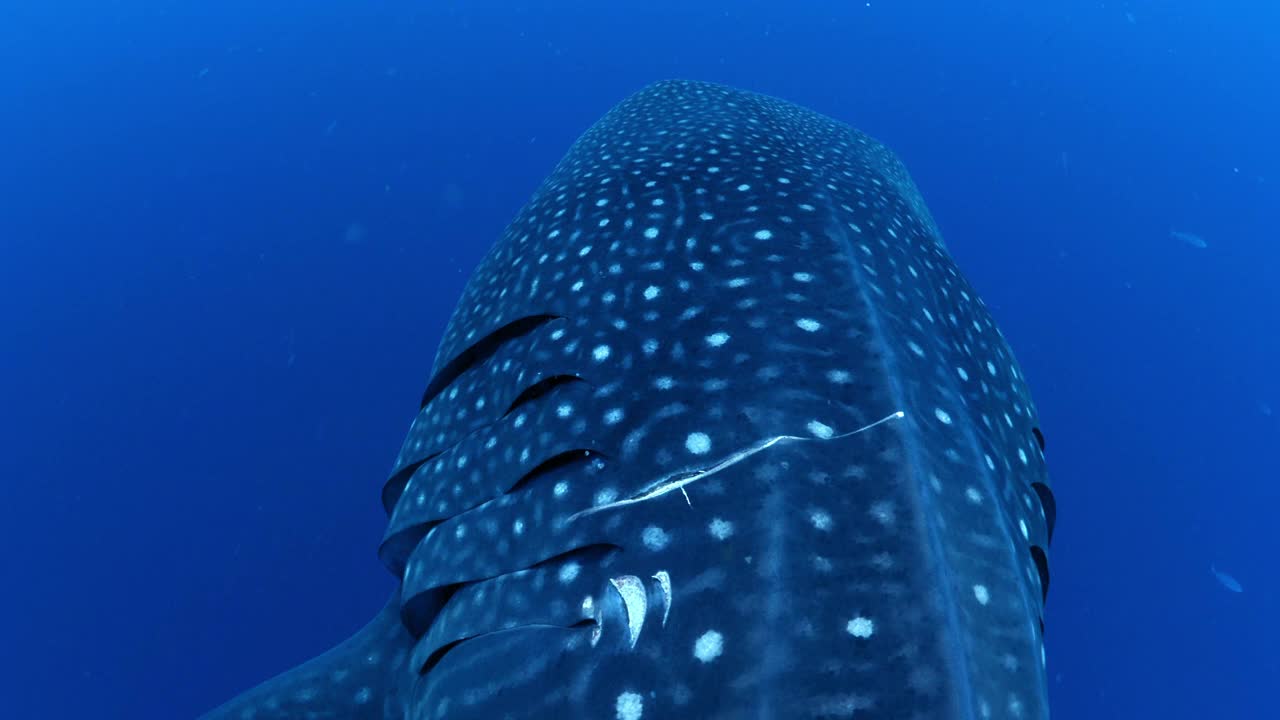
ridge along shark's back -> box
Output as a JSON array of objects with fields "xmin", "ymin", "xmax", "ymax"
[{"xmin": 202, "ymin": 80, "xmax": 1056, "ymax": 720}]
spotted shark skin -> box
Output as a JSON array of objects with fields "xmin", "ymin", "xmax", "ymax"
[{"xmin": 202, "ymin": 80, "xmax": 1056, "ymax": 720}]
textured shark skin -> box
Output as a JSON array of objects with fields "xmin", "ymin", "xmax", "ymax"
[{"xmin": 202, "ymin": 80, "xmax": 1056, "ymax": 720}]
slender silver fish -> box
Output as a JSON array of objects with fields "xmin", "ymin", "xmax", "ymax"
[{"xmin": 1211, "ymin": 563, "xmax": 1243, "ymax": 593}]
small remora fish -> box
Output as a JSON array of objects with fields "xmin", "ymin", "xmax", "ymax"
[{"xmin": 1211, "ymin": 563, "xmax": 1243, "ymax": 593}]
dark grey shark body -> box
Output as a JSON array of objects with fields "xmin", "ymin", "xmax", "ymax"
[{"xmin": 204, "ymin": 80, "xmax": 1055, "ymax": 720}]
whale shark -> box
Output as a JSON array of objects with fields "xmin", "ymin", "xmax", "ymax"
[{"xmin": 202, "ymin": 80, "xmax": 1056, "ymax": 720}]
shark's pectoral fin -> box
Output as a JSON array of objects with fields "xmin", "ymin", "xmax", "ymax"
[{"xmin": 200, "ymin": 590, "xmax": 412, "ymax": 720}]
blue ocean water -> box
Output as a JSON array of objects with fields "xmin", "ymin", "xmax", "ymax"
[{"xmin": 2, "ymin": 1, "xmax": 1276, "ymax": 717}]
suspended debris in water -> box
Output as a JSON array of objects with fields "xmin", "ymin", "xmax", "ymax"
[
  {"xmin": 1171, "ymin": 229, "xmax": 1208, "ymax": 249},
  {"xmin": 343, "ymin": 221, "xmax": 367, "ymax": 245},
  {"xmin": 1210, "ymin": 564, "xmax": 1243, "ymax": 593}
]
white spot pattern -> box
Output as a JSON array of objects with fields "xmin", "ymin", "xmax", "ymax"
[
  {"xmin": 846, "ymin": 616, "xmax": 875, "ymax": 638},
  {"xmin": 693, "ymin": 630, "xmax": 724, "ymax": 663}
]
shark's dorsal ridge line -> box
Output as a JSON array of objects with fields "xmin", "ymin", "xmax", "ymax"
[{"xmin": 203, "ymin": 79, "xmax": 1055, "ymax": 720}]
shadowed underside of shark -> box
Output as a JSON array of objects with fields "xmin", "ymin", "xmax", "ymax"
[{"xmin": 203, "ymin": 80, "xmax": 1056, "ymax": 720}]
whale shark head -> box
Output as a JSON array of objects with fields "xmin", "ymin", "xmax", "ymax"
[{"xmin": 203, "ymin": 80, "xmax": 1055, "ymax": 720}]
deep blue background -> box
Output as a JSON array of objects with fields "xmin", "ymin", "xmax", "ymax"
[{"xmin": 2, "ymin": 1, "xmax": 1277, "ymax": 718}]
